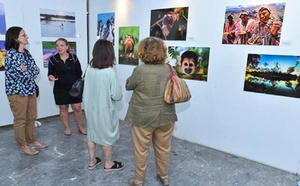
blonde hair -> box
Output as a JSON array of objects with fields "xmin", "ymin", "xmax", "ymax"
[{"xmin": 138, "ymin": 37, "xmax": 167, "ymax": 64}]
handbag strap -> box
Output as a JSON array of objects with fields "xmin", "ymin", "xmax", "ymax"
[
  {"xmin": 72, "ymin": 54, "xmax": 88, "ymax": 79},
  {"xmin": 82, "ymin": 65, "xmax": 88, "ymax": 78},
  {"xmin": 167, "ymin": 63, "xmax": 176, "ymax": 77}
]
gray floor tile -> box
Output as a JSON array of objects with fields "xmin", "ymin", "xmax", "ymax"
[{"xmin": 0, "ymin": 114, "xmax": 298, "ymax": 186}]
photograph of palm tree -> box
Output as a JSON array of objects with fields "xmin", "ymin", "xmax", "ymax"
[{"xmin": 244, "ymin": 54, "xmax": 300, "ymax": 98}]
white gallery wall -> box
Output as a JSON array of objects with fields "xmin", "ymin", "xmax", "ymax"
[
  {"xmin": 89, "ymin": 0, "xmax": 300, "ymax": 174},
  {"xmin": 0, "ymin": 0, "xmax": 88, "ymax": 125},
  {"xmin": 1, "ymin": 0, "xmax": 300, "ymax": 175}
]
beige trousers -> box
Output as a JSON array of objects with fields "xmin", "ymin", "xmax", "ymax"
[
  {"xmin": 131, "ymin": 124, "xmax": 175, "ymax": 181},
  {"xmin": 8, "ymin": 95, "xmax": 37, "ymax": 147}
]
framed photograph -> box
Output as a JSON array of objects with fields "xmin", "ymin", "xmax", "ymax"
[
  {"xmin": 167, "ymin": 46, "xmax": 210, "ymax": 81},
  {"xmin": 97, "ymin": 12, "xmax": 115, "ymax": 45},
  {"xmin": 244, "ymin": 54, "xmax": 300, "ymax": 98},
  {"xmin": 150, "ymin": 7, "xmax": 188, "ymax": 40},
  {"xmin": 0, "ymin": 40, "xmax": 5, "ymax": 71},
  {"xmin": 42, "ymin": 41, "xmax": 77, "ymax": 68},
  {"xmin": 40, "ymin": 8, "xmax": 76, "ymax": 38},
  {"xmin": 0, "ymin": 2, "xmax": 6, "ymax": 35},
  {"xmin": 222, "ymin": 2, "xmax": 286, "ymax": 46},
  {"xmin": 118, "ymin": 26, "xmax": 139, "ymax": 66}
]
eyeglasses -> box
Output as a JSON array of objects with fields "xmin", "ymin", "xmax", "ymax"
[{"xmin": 19, "ymin": 33, "xmax": 28, "ymax": 38}]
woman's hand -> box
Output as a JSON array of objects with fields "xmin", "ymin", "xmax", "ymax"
[
  {"xmin": 48, "ymin": 75, "xmax": 58, "ymax": 81},
  {"xmin": 35, "ymin": 66, "xmax": 40, "ymax": 74},
  {"xmin": 20, "ymin": 64, "xmax": 27, "ymax": 71}
]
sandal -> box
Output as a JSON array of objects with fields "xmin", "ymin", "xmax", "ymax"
[
  {"xmin": 20, "ymin": 146, "xmax": 39, "ymax": 156},
  {"xmin": 157, "ymin": 175, "xmax": 169, "ymax": 186},
  {"xmin": 104, "ymin": 161, "xmax": 125, "ymax": 172},
  {"xmin": 28, "ymin": 141, "xmax": 48, "ymax": 149},
  {"xmin": 78, "ymin": 130, "xmax": 87, "ymax": 135},
  {"xmin": 128, "ymin": 177, "xmax": 144, "ymax": 186},
  {"xmin": 88, "ymin": 157, "xmax": 102, "ymax": 170},
  {"xmin": 64, "ymin": 130, "xmax": 72, "ymax": 136}
]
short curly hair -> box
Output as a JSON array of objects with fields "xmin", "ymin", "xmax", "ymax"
[{"xmin": 138, "ymin": 37, "xmax": 167, "ymax": 64}]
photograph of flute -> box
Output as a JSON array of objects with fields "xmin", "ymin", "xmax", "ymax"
[
  {"xmin": 167, "ymin": 46, "xmax": 210, "ymax": 81},
  {"xmin": 244, "ymin": 54, "xmax": 300, "ymax": 98},
  {"xmin": 150, "ymin": 7, "xmax": 188, "ymax": 40}
]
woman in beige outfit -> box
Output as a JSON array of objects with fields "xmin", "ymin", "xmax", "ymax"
[{"xmin": 125, "ymin": 37, "xmax": 177, "ymax": 186}]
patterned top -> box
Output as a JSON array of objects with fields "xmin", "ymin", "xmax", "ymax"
[
  {"xmin": 5, "ymin": 48, "xmax": 39, "ymax": 96},
  {"xmin": 248, "ymin": 20, "xmax": 280, "ymax": 45}
]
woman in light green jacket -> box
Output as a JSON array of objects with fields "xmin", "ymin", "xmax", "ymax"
[
  {"xmin": 83, "ymin": 40, "xmax": 124, "ymax": 172},
  {"xmin": 126, "ymin": 37, "xmax": 177, "ymax": 186}
]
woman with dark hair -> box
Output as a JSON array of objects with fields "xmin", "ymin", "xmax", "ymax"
[
  {"xmin": 126, "ymin": 37, "xmax": 177, "ymax": 186},
  {"xmin": 5, "ymin": 26, "xmax": 47, "ymax": 156},
  {"xmin": 48, "ymin": 38, "xmax": 86, "ymax": 136},
  {"xmin": 83, "ymin": 39, "xmax": 124, "ymax": 171}
]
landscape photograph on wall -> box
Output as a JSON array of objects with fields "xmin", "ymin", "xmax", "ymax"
[
  {"xmin": 118, "ymin": 26, "xmax": 139, "ymax": 66},
  {"xmin": 150, "ymin": 7, "xmax": 188, "ymax": 41},
  {"xmin": 42, "ymin": 41, "xmax": 77, "ymax": 68},
  {"xmin": 167, "ymin": 46, "xmax": 210, "ymax": 81},
  {"xmin": 222, "ymin": 2, "xmax": 285, "ymax": 46},
  {"xmin": 40, "ymin": 8, "xmax": 76, "ymax": 38},
  {"xmin": 244, "ymin": 54, "xmax": 300, "ymax": 98},
  {"xmin": 0, "ymin": 2, "xmax": 6, "ymax": 35}
]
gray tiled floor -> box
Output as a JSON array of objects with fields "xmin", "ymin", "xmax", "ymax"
[{"xmin": 0, "ymin": 113, "xmax": 299, "ymax": 186}]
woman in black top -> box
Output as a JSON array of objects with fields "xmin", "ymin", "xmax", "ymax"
[{"xmin": 48, "ymin": 38, "xmax": 86, "ymax": 136}]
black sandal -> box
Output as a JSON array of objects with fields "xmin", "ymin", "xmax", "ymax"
[
  {"xmin": 104, "ymin": 161, "xmax": 125, "ymax": 172},
  {"xmin": 88, "ymin": 157, "xmax": 102, "ymax": 170}
]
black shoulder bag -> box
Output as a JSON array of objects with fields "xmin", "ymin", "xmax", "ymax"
[{"xmin": 69, "ymin": 66, "xmax": 88, "ymax": 98}]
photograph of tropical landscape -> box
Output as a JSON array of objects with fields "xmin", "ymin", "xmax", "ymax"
[{"xmin": 244, "ymin": 53, "xmax": 300, "ymax": 98}]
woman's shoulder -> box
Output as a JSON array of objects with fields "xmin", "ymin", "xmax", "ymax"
[
  {"xmin": 49, "ymin": 53, "xmax": 60, "ymax": 62},
  {"xmin": 5, "ymin": 48, "xmax": 22, "ymax": 58},
  {"xmin": 6, "ymin": 48, "xmax": 17, "ymax": 54},
  {"xmin": 102, "ymin": 67, "xmax": 115, "ymax": 73},
  {"xmin": 87, "ymin": 67, "xmax": 115, "ymax": 77},
  {"xmin": 138, "ymin": 64, "xmax": 167, "ymax": 71},
  {"xmin": 71, "ymin": 53, "xmax": 78, "ymax": 58},
  {"xmin": 70, "ymin": 54, "xmax": 79, "ymax": 62},
  {"xmin": 24, "ymin": 48, "xmax": 30, "ymax": 54},
  {"xmin": 24, "ymin": 49, "xmax": 33, "ymax": 57}
]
